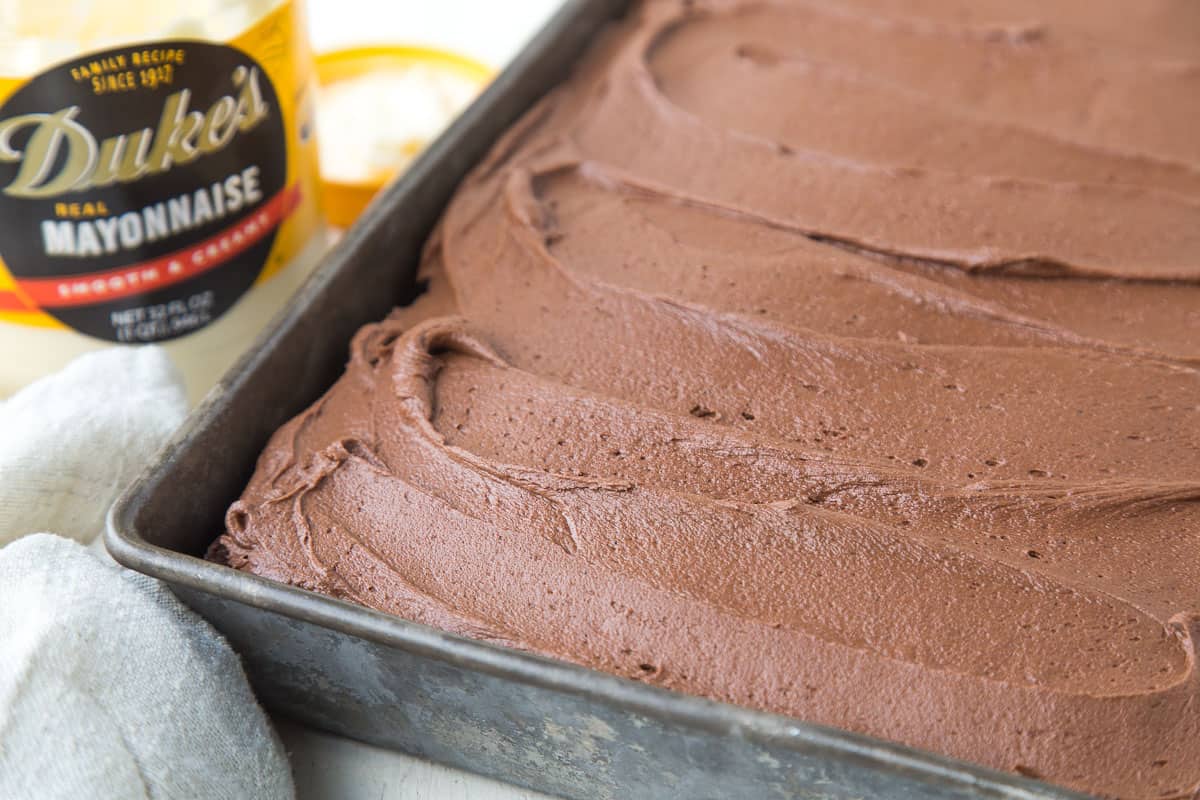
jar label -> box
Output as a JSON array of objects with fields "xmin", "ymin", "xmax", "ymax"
[{"xmin": 0, "ymin": 2, "xmax": 320, "ymax": 342}]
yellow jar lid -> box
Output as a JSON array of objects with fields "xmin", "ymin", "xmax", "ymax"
[{"xmin": 314, "ymin": 45, "xmax": 492, "ymax": 228}]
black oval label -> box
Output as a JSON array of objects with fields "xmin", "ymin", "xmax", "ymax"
[{"xmin": 0, "ymin": 41, "xmax": 288, "ymax": 342}]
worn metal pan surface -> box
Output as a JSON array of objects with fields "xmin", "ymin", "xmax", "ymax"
[{"xmin": 106, "ymin": 1, "xmax": 1093, "ymax": 797}]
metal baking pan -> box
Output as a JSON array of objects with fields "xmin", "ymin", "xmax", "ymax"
[{"xmin": 106, "ymin": 1, "xmax": 1093, "ymax": 797}]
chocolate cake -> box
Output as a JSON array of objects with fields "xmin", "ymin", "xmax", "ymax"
[{"xmin": 210, "ymin": 1, "xmax": 1200, "ymax": 796}]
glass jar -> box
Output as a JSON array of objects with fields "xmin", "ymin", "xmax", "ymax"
[{"xmin": 0, "ymin": 0, "xmax": 327, "ymax": 401}]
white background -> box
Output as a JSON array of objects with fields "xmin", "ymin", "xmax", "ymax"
[{"xmin": 307, "ymin": 0, "xmax": 566, "ymax": 69}]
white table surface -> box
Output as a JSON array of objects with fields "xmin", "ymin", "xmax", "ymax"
[
  {"xmin": 288, "ymin": 2, "xmax": 566, "ymax": 797},
  {"xmin": 279, "ymin": 720, "xmax": 556, "ymax": 800}
]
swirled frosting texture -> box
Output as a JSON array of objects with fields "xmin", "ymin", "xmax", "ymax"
[{"xmin": 211, "ymin": 1, "xmax": 1200, "ymax": 796}]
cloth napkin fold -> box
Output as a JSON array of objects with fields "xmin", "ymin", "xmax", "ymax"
[
  {"xmin": 0, "ymin": 347, "xmax": 187, "ymax": 547},
  {"xmin": 0, "ymin": 348, "xmax": 293, "ymax": 800}
]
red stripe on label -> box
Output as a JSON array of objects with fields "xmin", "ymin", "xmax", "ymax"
[
  {"xmin": 14, "ymin": 184, "xmax": 301, "ymax": 309},
  {"xmin": 0, "ymin": 290, "xmax": 30, "ymax": 312}
]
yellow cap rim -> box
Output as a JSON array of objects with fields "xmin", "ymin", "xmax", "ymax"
[{"xmin": 315, "ymin": 45, "xmax": 492, "ymax": 227}]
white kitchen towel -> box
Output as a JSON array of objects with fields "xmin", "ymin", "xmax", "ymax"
[
  {"xmin": 0, "ymin": 534, "xmax": 294, "ymax": 800},
  {"xmin": 0, "ymin": 348, "xmax": 293, "ymax": 800},
  {"xmin": 0, "ymin": 346, "xmax": 188, "ymax": 546}
]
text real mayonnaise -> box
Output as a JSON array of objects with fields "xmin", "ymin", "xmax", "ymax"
[{"xmin": 0, "ymin": 0, "xmax": 326, "ymax": 401}]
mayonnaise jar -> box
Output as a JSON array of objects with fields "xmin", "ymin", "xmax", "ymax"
[{"xmin": 0, "ymin": 0, "xmax": 326, "ymax": 401}]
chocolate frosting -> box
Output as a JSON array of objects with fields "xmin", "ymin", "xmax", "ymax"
[{"xmin": 211, "ymin": 1, "xmax": 1200, "ymax": 796}]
